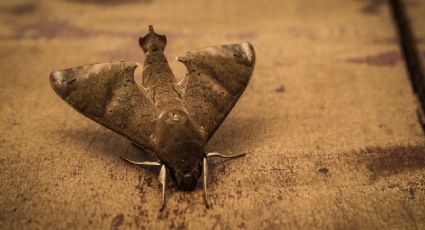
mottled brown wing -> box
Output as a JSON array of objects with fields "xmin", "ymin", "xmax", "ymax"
[
  {"xmin": 50, "ymin": 62, "xmax": 157, "ymax": 151},
  {"xmin": 178, "ymin": 42, "xmax": 255, "ymax": 140}
]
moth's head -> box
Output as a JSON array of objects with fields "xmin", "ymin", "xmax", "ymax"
[
  {"xmin": 170, "ymin": 155, "xmax": 202, "ymax": 191},
  {"xmin": 154, "ymin": 108, "xmax": 205, "ymax": 190},
  {"xmin": 139, "ymin": 25, "xmax": 167, "ymax": 53},
  {"xmin": 158, "ymin": 139, "xmax": 203, "ymax": 191}
]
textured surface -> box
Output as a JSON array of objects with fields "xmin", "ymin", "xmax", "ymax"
[
  {"xmin": 403, "ymin": 0, "xmax": 425, "ymax": 53},
  {"xmin": 1, "ymin": 0, "xmax": 425, "ymax": 229},
  {"xmin": 403, "ymin": 0, "xmax": 425, "ymax": 77}
]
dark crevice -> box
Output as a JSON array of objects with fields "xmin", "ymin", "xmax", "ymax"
[{"xmin": 389, "ymin": 0, "xmax": 425, "ymax": 131}]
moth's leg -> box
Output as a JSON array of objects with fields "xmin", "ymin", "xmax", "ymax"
[
  {"xmin": 131, "ymin": 142, "xmax": 143, "ymax": 149},
  {"xmin": 202, "ymin": 157, "xmax": 210, "ymax": 208},
  {"xmin": 206, "ymin": 152, "xmax": 246, "ymax": 159},
  {"xmin": 159, "ymin": 164, "xmax": 167, "ymax": 211},
  {"xmin": 120, "ymin": 155, "xmax": 161, "ymax": 166}
]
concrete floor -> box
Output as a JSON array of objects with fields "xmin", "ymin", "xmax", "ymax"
[{"xmin": 0, "ymin": 0, "xmax": 424, "ymax": 229}]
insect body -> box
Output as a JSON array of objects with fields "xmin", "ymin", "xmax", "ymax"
[{"xmin": 50, "ymin": 26, "xmax": 255, "ymax": 209}]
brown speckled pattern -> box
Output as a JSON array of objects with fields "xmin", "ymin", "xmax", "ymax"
[{"xmin": 50, "ymin": 62, "xmax": 158, "ymax": 151}]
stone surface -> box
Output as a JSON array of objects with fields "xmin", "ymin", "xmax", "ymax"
[{"xmin": 0, "ymin": 0, "xmax": 424, "ymax": 229}]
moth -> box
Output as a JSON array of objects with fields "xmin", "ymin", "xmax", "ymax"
[{"xmin": 50, "ymin": 26, "xmax": 255, "ymax": 209}]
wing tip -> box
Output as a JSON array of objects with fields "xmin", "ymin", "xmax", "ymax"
[
  {"xmin": 241, "ymin": 42, "xmax": 255, "ymax": 67},
  {"xmin": 50, "ymin": 69, "xmax": 73, "ymax": 100},
  {"xmin": 50, "ymin": 70, "xmax": 63, "ymax": 91},
  {"xmin": 176, "ymin": 42, "xmax": 256, "ymax": 66}
]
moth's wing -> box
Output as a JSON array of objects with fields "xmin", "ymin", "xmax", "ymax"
[
  {"xmin": 50, "ymin": 62, "xmax": 157, "ymax": 151},
  {"xmin": 178, "ymin": 42, "xmax": 255, "ymax": 140}
]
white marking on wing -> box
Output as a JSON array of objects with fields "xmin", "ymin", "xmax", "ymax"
[{"xmin": 241, "ymin": 42, "xmax": 253, "ymax": 63}]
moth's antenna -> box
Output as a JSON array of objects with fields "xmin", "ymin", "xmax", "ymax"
[
  {"xmin": 159, "ymin": 164, "xmax": 167, "ymax": 211},
  {"xmin": 202, "ymin": 152, "xmax": 246, "ymax": 208},
  {"xmin": 119, "ymin": 155, "xmax": 166, "ymax": 210},
  {"xmin": 120, "ymin": 155, "xmax": 161, "ymax": 166},
  {"xmin": 206, "ymin": 152, "xmax": 246, "ymax": 158},
  {"xmin": 203, "ymin": 157, "xmax": 210, "ymax": 208}
]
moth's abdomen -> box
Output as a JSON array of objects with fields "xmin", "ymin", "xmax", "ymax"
[
  {"xmin": 142, "ymin": 52, "xmax": 174, "ymax": 88},
  {"xmin": 146, "ymin": 83, "xmax": 184, "ymax": 113},
  {"xmin": 139, "ymin": 25, "xmax": 166, "ymax": 53}
]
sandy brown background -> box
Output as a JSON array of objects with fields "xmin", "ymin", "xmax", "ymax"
[{"xmin": 1, "ymin": 0, "xmax": 425, "ymax": 229}]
